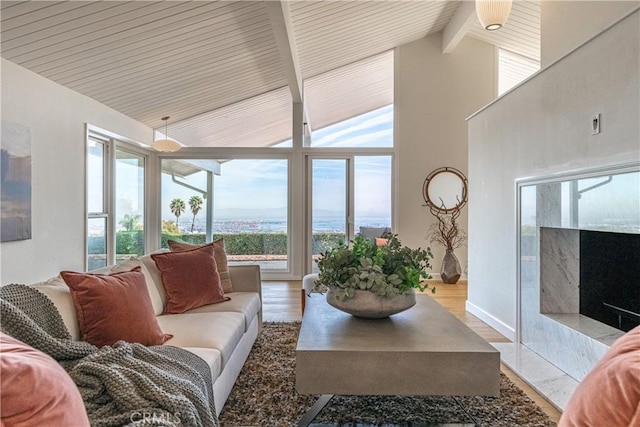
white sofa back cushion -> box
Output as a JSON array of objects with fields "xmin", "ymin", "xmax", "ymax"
[
  {"xmin": 137, "ymin": 251, "xmax": 169, "ymax": 315},
  {"xmin": 33, "ymin": 277, "xmax": 80, "ymax": 341}
]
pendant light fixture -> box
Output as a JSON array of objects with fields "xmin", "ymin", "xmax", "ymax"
[
  {"xmin": 152, "ymin": 116, "xmax": 181, "ymax": 152},
  {"xmin": 476, "ymin": 0, "xmax": 512, "ymax": 31}
]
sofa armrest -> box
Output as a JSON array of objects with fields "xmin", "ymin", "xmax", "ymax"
[
  {"xmin": 229, "ymin": 265, "xmax": 261, "ymax": 294},
  {"xmin": 228, "ymin": 265, "xmax": 262, "ymax": 328}
]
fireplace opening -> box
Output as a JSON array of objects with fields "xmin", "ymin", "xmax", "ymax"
[{"xmin": 580, "ymin": 230, "xmax": 640, "ymax": 332}]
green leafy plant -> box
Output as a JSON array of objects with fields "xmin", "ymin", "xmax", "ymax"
[{"xmin": 315, "ymin": 233, "xmax": 435, "ymax": 301}]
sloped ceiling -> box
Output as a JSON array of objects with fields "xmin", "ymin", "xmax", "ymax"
[{"xmin": 1, "ymin": 0, "xmax": 540, "ymax": 148}]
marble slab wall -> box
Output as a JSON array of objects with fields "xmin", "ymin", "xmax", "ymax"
[{"xmin": 540, "ymin": 228, "xmax": 579, "ymax": 314}]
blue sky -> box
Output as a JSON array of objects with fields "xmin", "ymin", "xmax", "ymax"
[{"xmin": 159, "ymin": 105, "xmax": 394, "ymax": 227}]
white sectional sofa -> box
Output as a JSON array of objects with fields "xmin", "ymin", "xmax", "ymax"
[{"xmin": 32, "ymin": 255, "xmax": 262, "ymax": 416}]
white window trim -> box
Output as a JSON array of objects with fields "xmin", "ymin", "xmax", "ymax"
[{"xmin": 85, "ymin": 124, "xmax": 151, "ymax": 269}]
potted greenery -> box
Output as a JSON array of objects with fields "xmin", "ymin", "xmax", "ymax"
[{"xmin": 314, "ymin": 233, "xmax": 435, "ymax": 318}]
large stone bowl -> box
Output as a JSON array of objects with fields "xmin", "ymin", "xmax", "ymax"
[{"xmin": 326, "ymin": 288, "xmax": 416, "ymax": 318}]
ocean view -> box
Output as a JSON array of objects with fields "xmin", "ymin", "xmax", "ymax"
[{"xmin": 178, "ymin": 218, "xmax": 392, "ymax": 234}]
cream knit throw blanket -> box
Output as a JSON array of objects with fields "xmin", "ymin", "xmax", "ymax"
[{"xmin": 0, "ymin": 284, "xmax": 218, "ymax": 427}]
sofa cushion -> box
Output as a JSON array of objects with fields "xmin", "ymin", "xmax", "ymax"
[
  {"xmin": 33, "ymin": 277, "xmax": 80, "ymax": 341},
  {"xmin": 91, "ymin": 258, "xmax": 164, "ymax": 316},
  {"xmin": 0, "ymin": 332, "xmax": 90, "ymax": 426},
  {"xmin": 559, "ymin": 325, "xmax": 640, "ymax": 426},
  {"xmin": 60, "ymin": 268, "xmax": 172, "ymax": 347},
  {"xmin": 138, "ymin": 250, "xmax": 170, "ymax": 314},
  {"xmin": 157, "ymin": 312, "xmax": 245, "ymax": 369},
  {"xmin": 375, "ymin": 237, "xmax": 390, "ymax": 247},
  {"xmin": 181, "ymin": 347, "xmax": 222, "ymax": 382},
  {"xmin": 167, "ymin": 239, "xmax": 234, "ymax": 293},
  {"xmin": 358, "ymin": 226, "xmax": 390, "ymax": 243},
  {"xmin": 151, "ymin": 243, "xmax": 229, "ymax": 314},
  {"xmin": 185, "ymin": 292, "xmax": 261, "ymax": 331}
]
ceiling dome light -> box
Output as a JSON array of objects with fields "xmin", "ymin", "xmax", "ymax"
[
  {"xmin": 152, "ymin": 116, "xmax": 181, "ymax": 152},
  {"xmin": 476, "ymin": 0, "xmax": 512, "ymax": 31}
]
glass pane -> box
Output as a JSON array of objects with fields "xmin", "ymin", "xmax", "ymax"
[
  {"xmin": 310, "ymin": 105, "xmax": 393, "ymax": 147},
  {"xmin": 115, "ymin": 150, "xmax": 145, "ymax": 262},
  {"xmin": 161, "ymin": 160, "xmax": 210, "ymax": 245},
  {"xmin": 212, "ymin": 159, "xmax": 289, "ymax": 271},
  {"xmin": 575, "ymin": 172, "xmax": 640, "ymax": 232},
  {"xmin": 498, "ymin": 49, "xmax": 540, "ymax": 95},
  {"xmin": 87, "ymin": 139, "xmax": 104, "ymax": 213},
  {"xmin": 87, "ymin": 217, "xmax": 107, "ymax": 270},
  {"xmin": 354, "ymin": 156, "xmax": 392, "ymax": 233},
  {"xmin": 311, "ymin": 159, "xmax": 347, "ymax": 272}
]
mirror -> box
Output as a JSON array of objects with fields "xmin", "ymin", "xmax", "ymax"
[{"xmin": 422, "ymin": 167, "xmax": 468, "ymax": 213}]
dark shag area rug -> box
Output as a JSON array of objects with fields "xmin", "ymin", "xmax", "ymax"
[{"xmin": 219, "ymin": 322, "xmax": 556, "ymax": 427}]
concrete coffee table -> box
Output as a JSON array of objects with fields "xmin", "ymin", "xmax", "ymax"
[{"xmin": 296, "ymin": 294, "xmax": 500, "ymax": 426}]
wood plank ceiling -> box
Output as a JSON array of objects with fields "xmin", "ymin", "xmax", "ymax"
[{"xmin": 1, "ymin": 1, "xmax": 540, "ymax": 148}]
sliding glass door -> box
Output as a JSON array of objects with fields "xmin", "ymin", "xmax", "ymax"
[
  {"xmin": 308, "ymin": 155, "xmax": 392, "ymax": 272},
  {"xmin": 310, "ymin": 158, "xmax": 349, "ymax": 272}
]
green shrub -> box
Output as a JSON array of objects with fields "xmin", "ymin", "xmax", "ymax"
[{"xmin": 89, "ymin": 231, "xmax": 347, "ymax": 257}]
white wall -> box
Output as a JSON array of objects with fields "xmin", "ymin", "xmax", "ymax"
[
  {"xmin": 1, "ymin": 59, "xmax": 153, "ymax": 285},
  {"xmin": 467, "ymin": 11, "xmax": 640, "ymax": 338},
  {"xmin": 396, "ymin": 33, "xmax": 495, "ymax": 278},
  {"xmin": 541, "ymin": 0, "xmax": 640, "ymax": 66}
]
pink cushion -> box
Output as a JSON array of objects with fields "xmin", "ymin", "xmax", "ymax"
[
  {"xmin": 375, "ymin": 238, "xmax": 390, "ymax": 247},
  {"xmin": 559, "ymin": 325, "xmax": 640, "ymax": 426},
  {"xmin": 0, "ymin": 332, "xmax": 90, "ymax": 426},
  {"xmin": 60, "ymin": 267, "xmax": 172, "ymax": 348},
  {"xmin": 167, "ymin": 238, "xmax": 234, "ymax": 293},
  {"xmin": 151, "ymin": 243, "xmax": 229, "ymax": 314}
]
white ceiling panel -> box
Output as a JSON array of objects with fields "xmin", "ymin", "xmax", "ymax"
[
  {"xmin": 162, "ymin": 87, "xmax": 293, "ymax": 148},
  {"xmin": 305, "ymin": 51, "xmax": 393, "ymax": 132},
  {"xmin": 290, "ymin": 1, "xmax": 460, "ymax": 78},
  {"xmin": 1, "ymin": 1, "xmax": 288, "ymax": 129},
  {"xmin": 1, "ymin": 0, "xmax": 541, "ymax": 147}
]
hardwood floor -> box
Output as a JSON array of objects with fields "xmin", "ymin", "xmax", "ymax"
[{"xmin": 261, "ymin": 279, "xmax": 561, "ymax": 424}]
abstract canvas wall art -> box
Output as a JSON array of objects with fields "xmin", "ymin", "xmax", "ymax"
[{"xmin": 1, "ymin": 122, "xmax": 32, "ymax": 242}]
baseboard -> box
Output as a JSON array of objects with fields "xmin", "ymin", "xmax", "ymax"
[{"xmin": 465, "ymin": 300, "xmax": 516, "ymax": 341}]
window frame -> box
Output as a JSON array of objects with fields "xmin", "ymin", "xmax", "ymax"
[{"xmin": 85, "ymin": 124, "xmax": 151, "ymax": 269}]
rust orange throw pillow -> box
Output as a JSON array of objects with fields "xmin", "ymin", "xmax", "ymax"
[
  {"xmin": 0, "ymin": 333, "xmax": 90, "ymax": 426},
  {"xmin": 559, "ymin": 325, "xmax": 640, "ymax": 426},
  {"xmin": 60, "ymin": 267, "xmax": 172, "ymax": 348},
  {"xmin": 167, "ymin": 238, "xmax": 234, "ymax": 293},
  {"xmin": 152, "ymin": 243, "xmax": 229, "ymax": 314}
]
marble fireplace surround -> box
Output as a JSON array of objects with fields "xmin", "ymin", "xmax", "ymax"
[
  {"xmin": 539, "ymin": 227, "xmax": 626, "ymax": 347},
  {"xmin": 541, "ymin": 227, "xmax": 639, "ymax": 333},
  {"xmin": 501, "ymin": 164, "xmax": 640, "ymax": 411}
]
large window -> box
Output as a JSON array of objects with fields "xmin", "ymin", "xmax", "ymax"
[
  {"xmin": 498, "ymin": 49, "xmax": 540, "ymax": 95},
  {"xmin": 160, "ymin": 158, "xmax": 289, "ymax": 271},
  {"xmin": 310, "ymin": 105, "xmax": 394, "ymax": 148},
  {"xmin": 115, "ymin": 150, "xmax": 145, "ymax": 262},
  {"xmin": 87, "ymin": 135, "xmax": 108, "ymax": 270},
  {"xmin": 86, "ymin": 129, "xmax": 147, "ymax": 270}
]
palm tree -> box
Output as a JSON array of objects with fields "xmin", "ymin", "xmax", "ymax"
[
  {"xmin": 188, "ymin": 195, "xmax": 204, "ymax": 233},
  {"xmin": 169, "ymin": 198, "xmax": 186, "ymax": 230},
  {"xmin": 119, "ymin": 214, "xmax": 140, "ymax": 232}
]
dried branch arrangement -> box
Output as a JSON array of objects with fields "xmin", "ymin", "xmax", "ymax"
[{"xmin": 428, "ymin": 206, "xmax": 467, "ymax": 251}]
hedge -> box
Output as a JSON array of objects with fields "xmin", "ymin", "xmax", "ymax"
[{"xmin": 88, "ymin": 231, "xmax": 345, "ymax": 257}]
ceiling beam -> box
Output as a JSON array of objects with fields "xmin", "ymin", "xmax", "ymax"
[
  {"xmin": 265, "ymin": 1, "xmax": 303, "ymax": 103},
  {"xmin": 265, "ymin": 0, "xmax": 313, "ymax": 135},
  {"xmin": 442, "ymin": 1, "xmax": 477, "ymax": 54}
]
